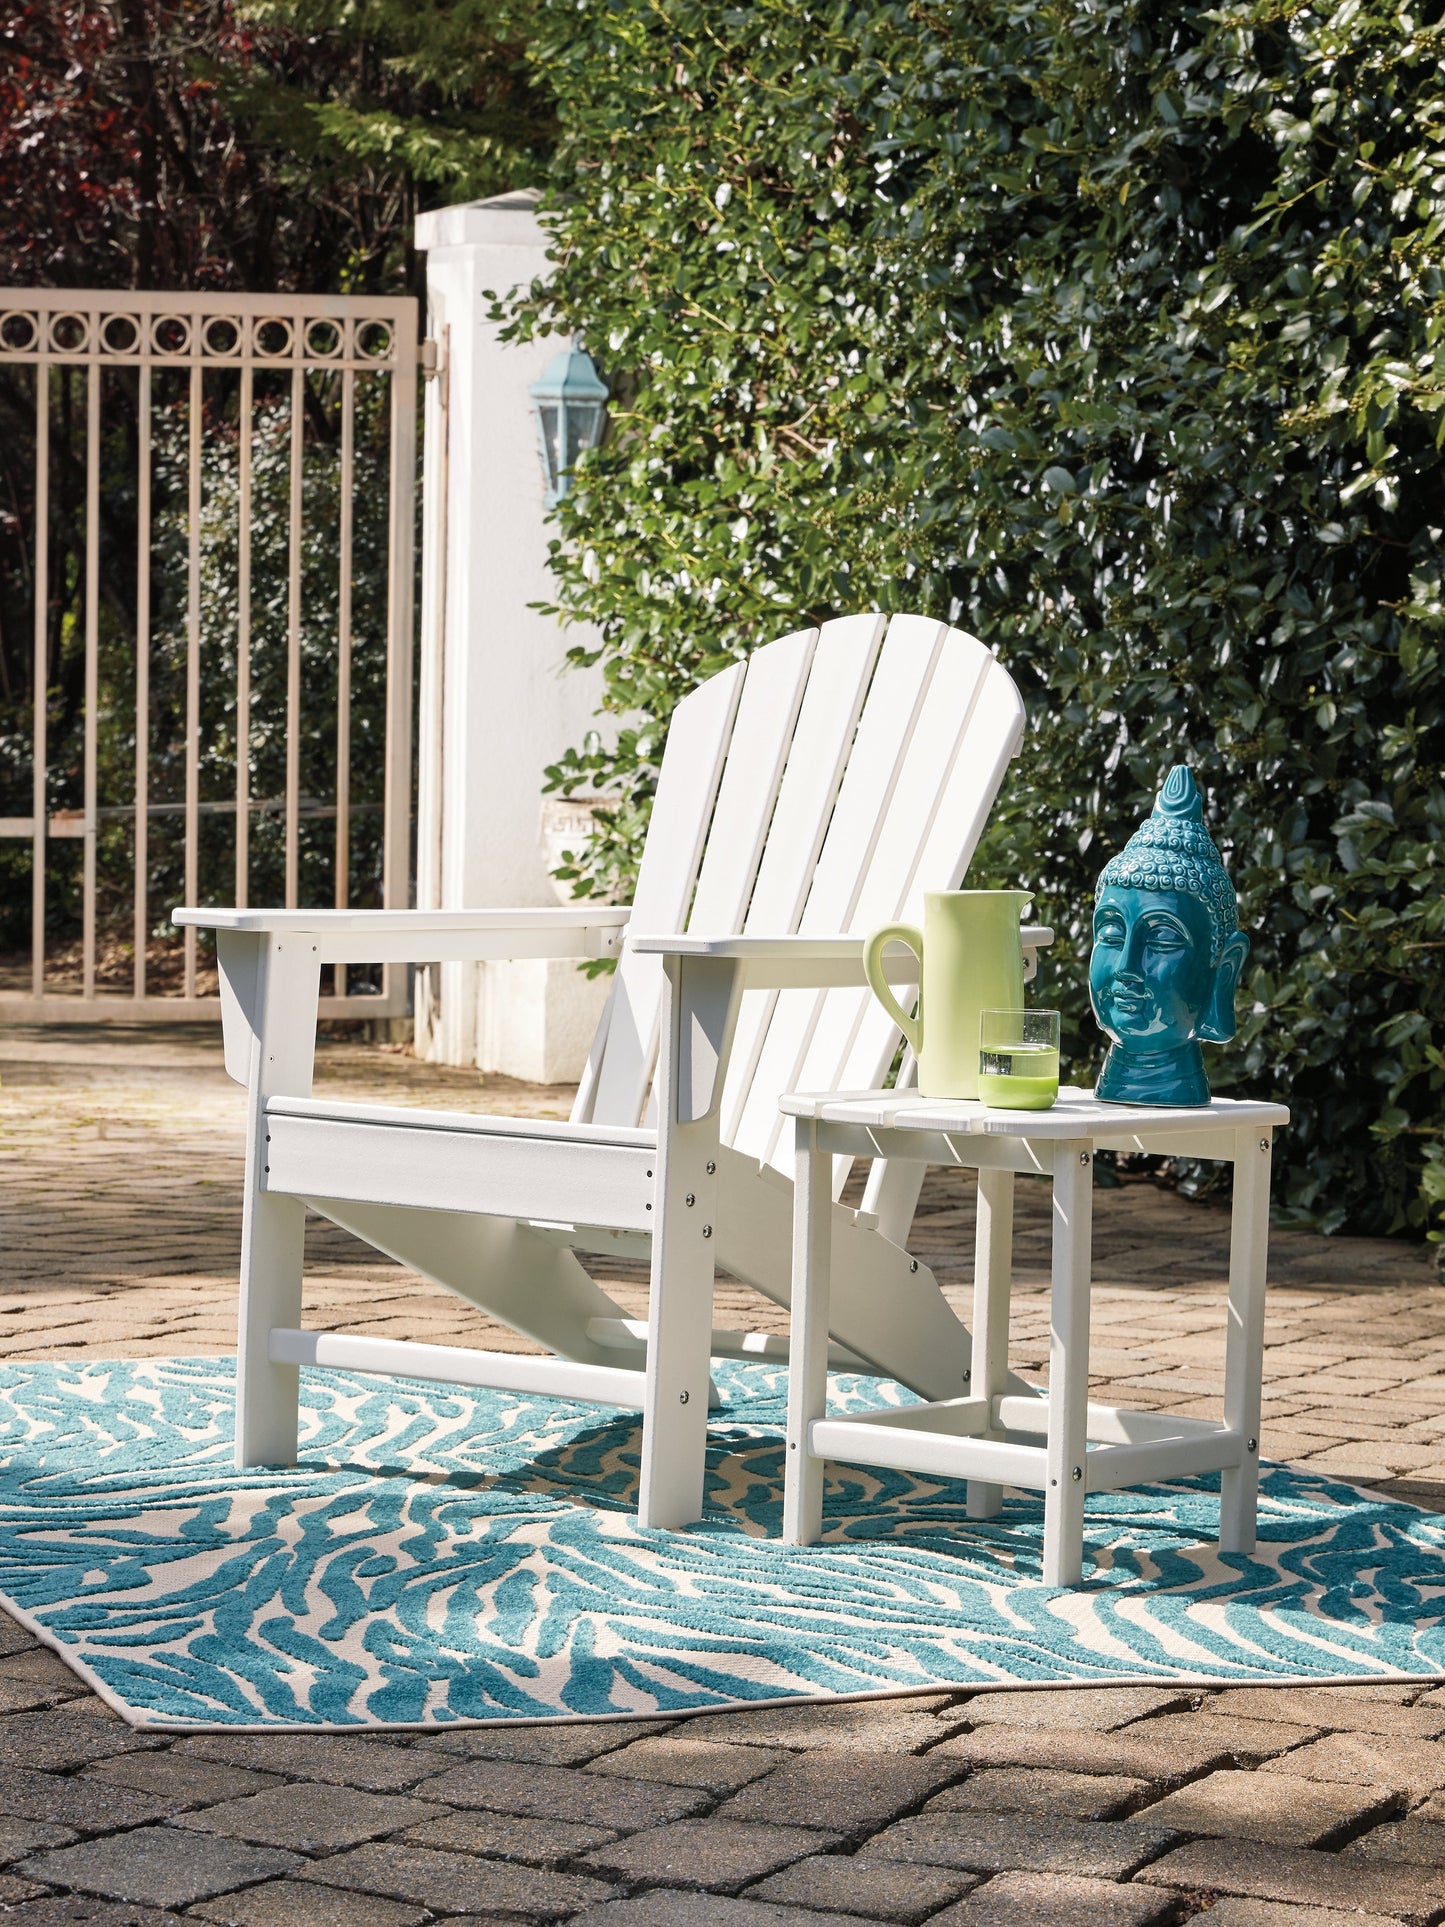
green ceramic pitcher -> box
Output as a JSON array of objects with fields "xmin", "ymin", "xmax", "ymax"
[{"xmin": 864, "ymin": 890, "xmax": 1032, "ymax": 1099}]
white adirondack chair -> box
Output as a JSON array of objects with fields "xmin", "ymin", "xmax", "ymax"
[{"xmin": 176, "ymin": 611, "xmax": 1050, "ymax": 1529}]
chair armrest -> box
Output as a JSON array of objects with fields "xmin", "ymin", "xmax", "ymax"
[
  {"xmin": 173, "ymin": 904, "xmax": 630, "ymax": 965},
  {"xmin": 630, "ymin": 929, "xmax": 1053, "ymax": 991}
]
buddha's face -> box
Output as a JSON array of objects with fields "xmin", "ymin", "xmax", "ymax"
[{"xmin": 1089, "ymin": 885, "xmax": 1217, "ymax": 1052}]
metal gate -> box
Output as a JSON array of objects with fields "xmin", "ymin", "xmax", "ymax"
[{"xmin": 0, "ymin": 291, "xmax": 420, "ymax": 1020}]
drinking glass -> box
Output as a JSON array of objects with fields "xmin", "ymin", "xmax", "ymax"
[{"xmin": 978, "ymin": 1008, "xmax": 1061, "ymax": 1110}]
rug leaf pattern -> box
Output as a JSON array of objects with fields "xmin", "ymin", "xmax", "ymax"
[{"xmin": 0, "ymin": 1358, "xmax": 1439, "ymax": 1728}]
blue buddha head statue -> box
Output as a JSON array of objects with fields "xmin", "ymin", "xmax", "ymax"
[{"xmin": 1089, "ymin": 764, "xmax": 1250, "ymax": 1107}]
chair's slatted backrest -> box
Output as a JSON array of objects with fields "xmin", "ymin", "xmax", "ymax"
[
  {"xmin": 578, "ymin": 612, "xmax": 1024, "ymax": 1148},
  {"xmin": 718, "ymin": 613, "xmax": 887, "ymax": 1146},
  {"xmin": 582, "ymin": 659, "xmax": 746, "ymax": 1128}
]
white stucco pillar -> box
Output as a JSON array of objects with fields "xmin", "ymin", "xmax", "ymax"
[{"xmin": 414, "ymin": 190, "xmax": 611, "ymax": 1082}]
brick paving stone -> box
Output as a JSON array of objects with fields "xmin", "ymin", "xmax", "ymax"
[
  {"xmin": 410, "ymin": 1755, "xmax": 711, "ymax": 1828},
  {"xmin": 409, "ymin": 1720, "xmax": 677, "ymax": 1767},
  {"xmin": 1131, "ymin": 1712, "xmax": 1322, "ymax": 1764},
  {"xmin": 717, "ymin": 1750, "xmax": 962, "ymax": 1834},
  {"xmin": 0, "ymin": 1678, "xmax": 84, "ymax": 1715},
  {"xmin": 1263, "ymin": 1680, "xmax": 1430, "ymax": 1703},
  {"xmin": 0, "ymin": 1651, "xmax": 91, "ymax": 1694},
  {"xmin": 1132, "ymin": 1769, "xmax": 1398, "ymax": 1847},
  {"xmin": 865, "ymin": 1812, "xmax": 1177, "ymax": 1880},
  {"xmin": 17, "ymin": 1828, "xmax": 301, "ymax": 1908},
  {"xmin": 1258, "ymin": 1730, "xmax": 1445, "ymax": 1801},
  {"xmin": 1137, "ymin": 1836, "xmax": 1445, "ymax": 1915},
  {"xmin": 0, "ymin": 1624, "xmax": 39, "ymax": 1659},
  {"xmin": 174, "ymin": 1785, "xmax": 442, "ymax": 1852},
  {"xmin": 1204, "ymin": 1685, "xmax": 1445, "ymax": 1739},
  {"xmin": 296, "ymin": 1841, "xmax": 617, "ymax": 1919},
  {"xmin": 1343, "ymin": 1815, "xmax": 1445, "ymax": 1866},
  {"xmin": 588, "ymin": 1736, "xmax": 786, "ymax": 1791},
  {"xmin": 567, "ymin": 1895, "xmax": 890, "ymax": 1927},
  {"xmin": 744, "ymin": 1852, "xmax": 981, "ymax": 1922},
  {"xmin": 0, "ymin": 1710, "xmax": 159, "ymax": 1774},
  {"xmin": 952, "ymin": 1687, "xmax": 1190, "ymax": 1731},
  {"xmin": 0, "ymin": 1765, "xmax": 178, "ymax": 1833},
  {"xmin": 1196, "ymin": 1904, "xmax": 1405, "ymax": 1927},
  {"xmin": 0, "ymin": 1900, "xmax": 188, "ymax": 1925},
  {"xmin": 926, "ymin": 1769, "xmax": 1147, "ymax": 1821},
  {"xmin": 0, "ymin": 1873, "xmax": 52, "ymax": 1903},
  {"xmin": 0, "ymin": 1816, "xmax": 77, "ymax": 1862},
  {"xmin": 928, "ymin": 1717, "xmax": 1267, "ymax": 1785},
  {"xmin": 577, "ymin": 1817, "xmax": 841, "ymax": 1891},
  {"xmin": 172, "ymin": 1737, "xmax": 435, "ymax": 1793},
  {"xmin": 84, "ymin": 1756, "xmax": 280, "ymax": 1807},
  {"xmin": 681, "ymin": 1697, "xmax": 962, "ymax": 1753},
  {"xmin": 189, "ymin": 1880, "xmax": 427, "ymax": 1927},
  {"xmin": 397, "ymin": 1808, "xmax": 618, "ymax": 1862},
  {"xmin": 928, "ymin": 1871, "xmax": 1180, "ymax": 1924}
]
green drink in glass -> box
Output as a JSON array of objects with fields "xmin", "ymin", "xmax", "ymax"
[{"xmin": 978, "ymin": 1008, "xmax": 1060, "ymax": 1110}]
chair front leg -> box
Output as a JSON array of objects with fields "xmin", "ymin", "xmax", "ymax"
[
  {"xmin": 637, "ymin": 954, "xmax": 739, "ymax": 1530},
  {"xmin": 230, "ymin": 933, "xmax": 321, "ymax": 1468}
]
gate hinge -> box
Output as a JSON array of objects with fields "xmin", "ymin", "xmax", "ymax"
[{"xmin": 419, "ymin": 337, "xmax": 441, "ymax": 378}]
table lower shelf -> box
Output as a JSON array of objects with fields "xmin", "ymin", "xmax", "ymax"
[{"xmin": 807, "ymin": 1391, "xmax": 1248, "ymax": 1496}]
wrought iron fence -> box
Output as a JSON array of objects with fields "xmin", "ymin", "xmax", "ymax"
[{"xmin": 0, "ymin": 291, "xmax": 420, "ymax": 1019}]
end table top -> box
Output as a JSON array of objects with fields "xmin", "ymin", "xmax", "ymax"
[{"xmin": 779, "ymin": 1084, "xmax": 1290, "ymax": 1138}]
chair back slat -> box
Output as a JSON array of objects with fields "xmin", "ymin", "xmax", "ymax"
[
  {"xmin": 587, "ymin": 659, "xmax": 746, "ymax": 1127},
  {"xmin": 685, "ymin": 627, "xmax": 818, "ymax": 937},
  {"xmin": 728, "ymin": 613, "xmax": 949, "ymax": 1160},
  {"xmin": 718, "ymin": 613, "xmax": 887, "ymax": 1145}
]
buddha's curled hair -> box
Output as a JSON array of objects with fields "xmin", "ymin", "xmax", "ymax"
[{"xmin": 1095, "ymin": 764, "xmax": 1240, "ymax": 964}]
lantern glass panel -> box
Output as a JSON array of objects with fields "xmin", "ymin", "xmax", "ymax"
[
  {"xmin": 564, "ymin": 399, "xmax": 606, "ymax": 476},
  {"xmin": 534, "ymin": 400, "xmax": 561, "ymax": 498}
]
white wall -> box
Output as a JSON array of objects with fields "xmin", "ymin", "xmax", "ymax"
[{"xmin": 414, "ymin": 190, "xmax": 611, "ymax": 1083}]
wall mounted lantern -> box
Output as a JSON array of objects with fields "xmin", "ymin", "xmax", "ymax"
[{"xmin": 529, "ymin": 339, "xmax": 609, "ymax": 506}]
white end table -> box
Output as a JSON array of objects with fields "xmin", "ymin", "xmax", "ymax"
[{"xmin": 780, "ymin": 1086, "xmax": 1289, "ymax": 1586}]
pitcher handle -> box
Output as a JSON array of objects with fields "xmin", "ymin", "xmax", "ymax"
[{"xmin": 863, "ymin": 923, "xmax": 924, "ymax": 1058}]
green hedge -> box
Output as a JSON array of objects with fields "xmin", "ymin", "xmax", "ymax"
[{"xmin": 507, "ymin": 0, "xmax": 1445, "ymax": 1249}]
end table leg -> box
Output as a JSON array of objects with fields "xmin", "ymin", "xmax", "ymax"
[
  {"xmin": 1043, "ymin": 1142, "xmax": 1093, "ymax": 1587},
  {"xmin": 968, "ymin": 1165, "xmax": 1014, "ymax": 1520},
  {"xmin": 784, "ymin": 1118, "xmax": 832, "ymax": 1545},
  {"xmin": 1220, "ymin": 1125, "xmax": 1271, "ymax": 1555}
]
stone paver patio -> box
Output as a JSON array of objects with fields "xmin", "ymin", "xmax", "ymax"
[{"xmin": 1, "ymin": 1022, "xmax": 1444, "ymax": 1925}]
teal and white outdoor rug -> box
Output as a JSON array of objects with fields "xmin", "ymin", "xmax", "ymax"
[{"xmin": 0, "ymin": 1356, "xmax": 1440, "ymax": 1731}]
